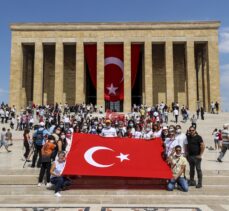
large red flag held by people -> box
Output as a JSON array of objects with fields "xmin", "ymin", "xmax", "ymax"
[{"xmin": 62, "ymin": 133, "xmax": 172, "ymax": 179}]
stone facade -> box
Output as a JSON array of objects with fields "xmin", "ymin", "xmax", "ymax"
[{"xmin": 9, "ymin": 21, "xmax": 221, "ymax": 112}]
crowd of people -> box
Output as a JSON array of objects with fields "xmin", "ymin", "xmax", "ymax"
[{"xmin": 0, "ymin": 101, "xmax": 227, "ymax": 197}]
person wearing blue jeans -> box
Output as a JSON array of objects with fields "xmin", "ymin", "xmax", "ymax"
[
  {"xmin": 167, "ymin": 145, "xmax": 189, "ymax": 192},
  {"xmin": 50, "ymin": 151, "xmax": 71, "ymax": 197},
  {"xmin": 167, "ymin": 177, "xmax": 188, "ymax": 192}
]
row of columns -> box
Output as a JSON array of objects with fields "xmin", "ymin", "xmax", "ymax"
[{"xmin": 10, "ymin": 39, "xmax": 220, "ymax": 112}]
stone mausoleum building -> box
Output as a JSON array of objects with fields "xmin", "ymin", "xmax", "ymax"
[{"xmin": 9, "ymin": 21, "xmax": 220, "ymax": 112}]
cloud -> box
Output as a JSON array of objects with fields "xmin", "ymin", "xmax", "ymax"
[{"xmin": 219, "ymin": 28, "xmax": 229, "ymax": 53}]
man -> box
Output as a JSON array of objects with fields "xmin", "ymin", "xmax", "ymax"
[
  {"xmin": 173, "ymin": 108, "xmax": 179, "ymax": 124},
  {"xmin": 0, "ymin": 127, "xmax": 11, "ymax": 152},
  {"xmin": 187, "ymin": 126, "xmax": 205, "ymax": 188},
  {"xmin": 167, "ymin": 145, "xmax": 188, "ymax": 192},
  {"xmin": 190, "ymin": 114, "xmax": 197, "ymax": 129},
  {"xmin": 175, "ymin": 125, "xmax": 187, "ymax": 155},
  {"xmin": 100, "ymin": 119, "xmax": 117, "ymax": 137},
  {"xmin": 217, "ymin": 123, "xmax": 229, "ymax": 162},
  {"xmin": 32, "ymin": 122, "xmax": 50, "ymax": 168},
  {"xmin": 215, "ymin": 101, "xmax": 219, "ymax": 114},
  {"xmin": 210, "ymin": 102, "xmax": 215, "ymax": 114}
]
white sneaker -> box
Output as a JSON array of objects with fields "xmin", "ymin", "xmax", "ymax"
[
  {"xmin": 54, "ymin": 192, "xmax": 61, "ymax": 197},
  {"xmin": 46, "ymin": 182, "xmax": 52, "ymax": 188},
  {"xmin": 37, "ymin": 183, "xmax": 42, "ymax": 187}
]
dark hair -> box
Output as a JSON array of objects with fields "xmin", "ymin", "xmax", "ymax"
[
  {"xmin": 23, "ymin": 128, "xmax": 30, "ymax": 136},
  {"xmin": 58, "ymin": 151, "xmax": 66, "ymax": 157},
  {"xmin": 175, "ymin": 145, "xmax": 182, "ymax": 150}
]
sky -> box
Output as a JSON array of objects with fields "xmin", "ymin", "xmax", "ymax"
[{"xmin": 0, "ymin": 0, "xmax": 229, "ymax": 111}]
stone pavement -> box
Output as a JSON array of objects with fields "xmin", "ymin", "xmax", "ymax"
[{"xmin": 0, "ymin": 112, "xmax": 229, "ymax": 211}]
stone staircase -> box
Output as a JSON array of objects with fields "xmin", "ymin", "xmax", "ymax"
[{"xmin": 0, "ymin": 112, "xmax": 229, "ymax": 210}]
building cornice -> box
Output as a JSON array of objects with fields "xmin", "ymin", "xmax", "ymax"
[{"xmin": 10, "ymin": 21, "xmax": 221, "ymax": 31}]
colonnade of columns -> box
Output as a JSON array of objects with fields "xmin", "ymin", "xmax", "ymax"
[{"xmin": 10, "ymin": 40, "xmax": 220, "ymax": 112}]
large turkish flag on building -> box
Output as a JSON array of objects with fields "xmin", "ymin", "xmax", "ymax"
[
  {"xmin": 104, "ymin": 44, "xmax": 124, "ymax": 102},
  {"xmin": 62, "ymin": 133, "xmax": 172, "ymax": 179}
]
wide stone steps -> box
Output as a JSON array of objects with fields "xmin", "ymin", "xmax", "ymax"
[
  {"xmin": 0, "ymin": 174, "xmax": 228, "ymax": 186},
  {"xmin": 0, "ymin": 185, "xmax": 229, "ymax": 206},
  {"xmin": 0, "ymin": 185, "xmax": 228, "ymax": 196}
]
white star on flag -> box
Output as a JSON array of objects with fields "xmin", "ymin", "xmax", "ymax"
[
  {"xmin": 106, "ymin": 83, "xmax": 118, "ymax": 95},
  {"xmin": 116, "ymin": 153, "xmax": 129, "ymax": 162}
]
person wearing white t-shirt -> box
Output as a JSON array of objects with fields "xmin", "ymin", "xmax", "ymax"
[
  {"xmin": 173, "ymin": 108, "xmax": 179, "ymax": 124},
  {"xmin": 101, "ymin": 119, "xmax": 117, "ymax": 137},
  {"xmin": 133, "ymin": 125, "xmax": 142, "ymax": 139},
  {"xmin": 175, "ymin": 125, "xmax": 188, "ymax": 155},
  {"xmin": 152, "ymin": 124, "xmax": 162, "ymax": 138},
  {"xmin": 142, "ymin": 125, "xmax": 153, "ymax": 140},
  {"xmin": 164, "ymin": 131, "xmax": 179, "ymax": 158}
]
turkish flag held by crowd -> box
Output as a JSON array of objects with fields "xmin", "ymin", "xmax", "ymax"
[{"xmin": 62, "ymin": 133, "xmax": 173, "ymax": 179}]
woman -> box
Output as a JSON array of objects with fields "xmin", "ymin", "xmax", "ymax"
[
  {"xmin": 152, "ymin": 124, "xmax": 162, "ymax": 138},
  {"xmin": 23, "ymin": 128, "xmax": 31, "ymax": 161},
  {"xmin": 50, "ymin": 151, "xmax": 71, "ymax": 197},
  {"xmin": 133, "ymin": 124, "xmax": 142, "ymax": 139},
  {"xmin": 142, "ymin": 124, "xmax": 153, "ymax": 140},
  {"xmin": 38, "ymin": 135, "xmax": 56, "ymax": 187},
  {"xmin": 57, "ymin": 131, "xmax": 67, "ymax": 152}
]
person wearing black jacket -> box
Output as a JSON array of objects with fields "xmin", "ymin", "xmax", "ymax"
[{"xmin": 187, "ymin": 126, "xmax": 205, "ymax": 188}]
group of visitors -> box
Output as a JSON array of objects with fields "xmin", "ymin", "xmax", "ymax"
[
  {"xmin": 18, "ymin": 101, "xmax": 207, "ymax": 197},
  {"xmin": 210, "ymin": 101, "xmax": 220, "ymax": 114},
  {"xmin": 0, "ymin": 100, "xmax": 225, "ymax": 197}
]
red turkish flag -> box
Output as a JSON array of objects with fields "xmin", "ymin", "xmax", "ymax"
[
  {"xmin": 62, "ymin": 133, "xmax": 172, "ymax": 179},
  {"xmin": 106, "ymin": 111, "xmax": 125, "ymax": 121},
  {"xmin": 104, "ymin": 44, "xmax": 124, "ymax": 102}
]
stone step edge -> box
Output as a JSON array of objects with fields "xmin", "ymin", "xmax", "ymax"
[{"xmin": 0, "ymin": 194, "xmax": 228, "ymax": 198}]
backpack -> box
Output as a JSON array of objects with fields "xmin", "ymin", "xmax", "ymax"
[{"xmin": 35, "ymin": 129, "xmax": 44, "ymax": 146}]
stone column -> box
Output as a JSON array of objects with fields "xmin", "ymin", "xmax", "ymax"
[
  {"xmin": 9, "ymin": 40, "xmax": 23, "ymax": 109},
  {"xmin": 186, "ymin": 41, "xmax": 197, "ymax": 111},
  {"xmin": 203, "ymin": 47, "xmax": 209, "ymax": 110},
  {"xmin": 33, "ymin": 41, "xmax": 43, "ymax": 106},
  {"xmin": 75, "ymin": 42, "xmax": 85, "ymax": 104},
  {"xmin": 54, "ymin": 41, "xmax": 64, "ymax": 104},
  {"xmin": 124, "ymin": 41, "xmax": 131, "ymax": 112},
  {"xmin": 97, "ymin": 42, "xmax": 104, "ymax": 111},
  {"xmin": 165, "ymin": 41, "xmax": 174, "ymax": 107},
  {"xmin": 197, "ymin": 51, "xmax": 203, "ymax": 106},
  {"xmin": 208, "ymin": 38, "xmax": 220, "ymax": 110},
  {"xmin": 144, "ymin": 41, "xmax": 153, "ymax": 106}
]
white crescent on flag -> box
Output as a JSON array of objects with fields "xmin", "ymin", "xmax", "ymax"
[
  {"xmin": 105, "ymin": 57, "xmax": 124, "ymax": 83},
  {"xmin": 84, "ymin": 146, "xmax": 130, "ymax": 168},
  {"xmin": 84, "ymin": 146, "xmax": 115, "ymax": 168}
]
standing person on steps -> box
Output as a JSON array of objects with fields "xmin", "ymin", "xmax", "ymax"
[
  {"xmin": 187, "ymin": 126, "xmax": 205, "ymax": 188},
  {"xmin": 217, "ymin": 124, "xmax": 229, "ymax": 162}
]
